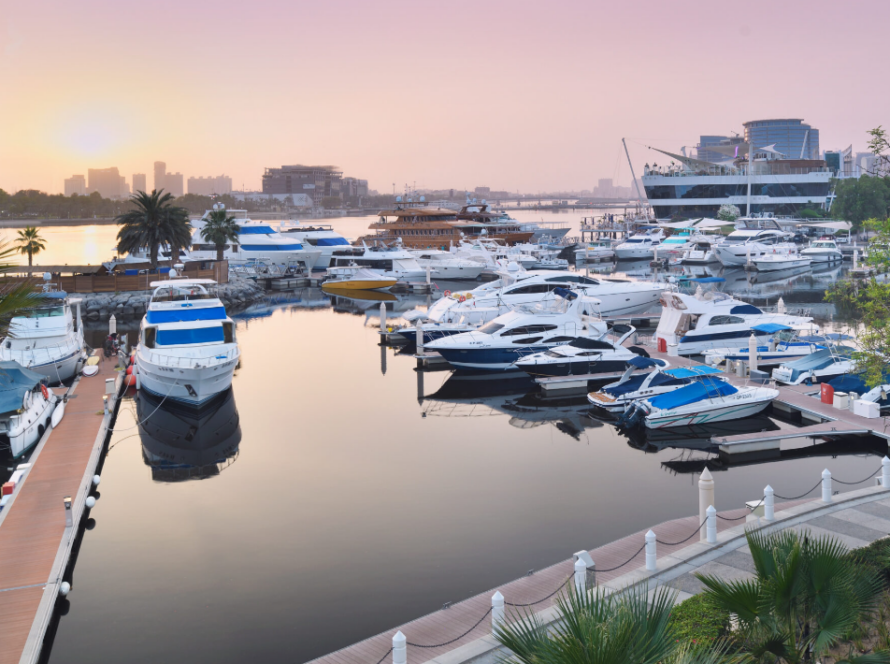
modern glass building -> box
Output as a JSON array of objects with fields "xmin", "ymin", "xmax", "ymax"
[{"xmin": 743, "ymin": 119, "xmax": 820, "ymax": 160}]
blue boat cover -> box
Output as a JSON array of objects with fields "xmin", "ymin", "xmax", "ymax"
[
  {"xmin": 553, "ymin": 287, "xmax": 578, "ymax": 300},
  {"xmin": 604, "ymin": 371, "xmax": 687, "ymax": 397},
  {"xmin": 798, "ymin": 335, "xmax": 826, "ymax": 342},
  {"xmin": 239, "ymin": 243, "xmax": 304, "ymax": 251},
  {"xmin": 315, "ymin": 237, "xmax": 351, "ymax": 246},
  {"xmin": 627, "ymin": 356, "xmax": 666, "ymax": 368},
  {"xmin": 690, "ymin": 277, "xmax": 725, "ymax": 283},
  {"xmin": 124, "ymin": 269, "xmax": 139, "ymax": 276},
  {"xmin": 0, "ymin": 361, "xmax": 43, "ymax": 415},
  {"xmin": 42, "ymin": 292, "xmax": 68, "ymax": 299},
  {"xmin": 238, "ymin": 226, "xmax": 276, "ymax": 235},
  {"xmin": 828, "ymin": 374, "xmax": 868, "ymax": 394},
  {"xmin": 752, "ymin": 323, "xmax": 793, "ymax": 333},
  {"xmin": 648, "ymin": 377, "xmax": 737, "ymax": 410},
  {"xmin": 664, "ymin": 366, "xmax": 723, "ymax": 378},
  {"xmin": 730, "ymin": 304, "xmax": 763, "ymax": 315},
  {"xmin": 147, "ymin": 306, "xmax": 227, "ymax": 324},
  {"xmin": 824, "ymin": 333, "xmax": 854, "ymax": 340}
]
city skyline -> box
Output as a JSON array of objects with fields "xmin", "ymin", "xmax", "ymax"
[{"xmin": 1, "ymin": 0, "xmax": 887, "ymax": 195}]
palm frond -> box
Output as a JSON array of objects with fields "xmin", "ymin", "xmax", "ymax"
[{"xmin": 696, "ymin": 575, "xmax": 763, "ymax": 624}]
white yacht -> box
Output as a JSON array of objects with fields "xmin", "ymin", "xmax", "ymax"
[
  {"xmin": 681, "ymin": 238, "xmax": 722, "ymax": 264},
  {"xmin": 715, "ymin": 223, "xmax": 794, "ymax": 266},
  {"xmin": 409, "ymin": 249, "xmax": 486, "ymax": 280},
  {"xmin": 329, "ymin": 244, "xmax": 427, "ymax": 281},
  {"xmin": 656, "ymin": 233, "xmax": 696, "ymax": 258},
  {"xmin": 452, "ymin": 240, "xmax": 537, "ymax": 270},
  {"xmin": 0, "ymin": 293, "xmax": 87, "ymax": 385},
  {"xmin": 588, "ymin": 362, "xmax": 722, "ymax": 414},
  {"xmin": 135, "ymin": 280, "xmax": 240, "ymax": 405},
  {"xmin": 190, "ymin": 208, "xmax": 323, "ymax": 270},
  {"xmin": 0, "ymin": 361, "xmax": 57, "ymax": 458},
  {"xmin": 278, "ymin": 222, "xmax": 352, "ymax": 269},
  {"xmin": 771, "ymin": 346, "xmax": 856, "ymax": 385},
  {"xmin": 614, "ymin": 229, "xmax": 665, "ymax": 260},
  {"xmin": 750, "ymin": 251, "xmax": 812, "ymax": 272},
  {"xmin": 703, "ymin": 324, "xmax": 825, "ymax": 368},
  {"xmin": 513, "ymin": 324, "xmax": 642, "ymax": 377},
  {"xmin": 800, "ymin": 238, "xmax": 843, "ymax": 263},
  {"xmin": 574, "ymin": 240, "xmax": 616, "ymax": 262},
  {"xmin": 655, "ymin": 290, "xmax": 817, "ymax": 356}
]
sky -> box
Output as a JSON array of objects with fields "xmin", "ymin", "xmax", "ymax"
[{"xmin": 1, "ymin": 0, "xmax": 888, "ymax": 195}]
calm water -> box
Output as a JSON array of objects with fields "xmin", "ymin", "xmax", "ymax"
[{"xmin": 26, "ymin": 216, "xmax": 877, "ymax": 663}]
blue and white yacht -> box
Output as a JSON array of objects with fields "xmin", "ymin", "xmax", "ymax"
[
  {"xmin": 135, "ymin": 280, "xmax": 240, "ymax": 405},
  {"xmin": 702, "ymin": 324, "xmax": 825, "ymax": 368},
  {"xmin": 771, "ymin": 345, "xmax": 856, "ymax": 385},
  {"xmin": 513, "ymin": 324, "xmax": 643, "ymax": 377},
  {"xmin": 279, "ymin": 222, "xmax": 352, "ymax": 268}
]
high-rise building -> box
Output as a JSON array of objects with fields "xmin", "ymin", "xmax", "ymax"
[
  {"xmin": 188, "ymin": 175, "xmax": 233, "ymax": 196},
  {"xmin": 87, "ymin": 167, "xmax": 125, "ymax": 199},
  {"xmin": 342, "ymin": 177, "xmax": 369, "ymax": 199},
  {"xmin": 132, "ymin": 173, "xmax": 147, "ymax": 194},
  {"xmin": 743, "ymin": 119, "xmax": 820, "ymax": 160},
  {"xmin": 154, "ymin": 161, "xmax": 166, "ymax": 191},
  {"xmin": 262, "ymin": 165, "xmax": 343, "ymax": 202},
  {"xmin": 153, "ymin": 161, "xmax": 184, "ymax": 197},
  {"xmin": 64, "ymin": 174, "xmax": 86, "ymax": 196},
  {"xmin": 474, "ymin": 186, "xmax": 491, "ymax": 197}
]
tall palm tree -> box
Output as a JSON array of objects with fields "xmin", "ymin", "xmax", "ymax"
[
  {"xmin": 0, "ymin": 242, "xmax": 43, "ymax": 336},
  {"xmin": 115, "ymin": 189, "xmax": 191, "ymax": 270},
  {"xmin": 697, "ymin": 529, "xmax": 890, "ymax": 664},
  {"xmin": 15, "ymin": 226, "xmax": 46, "ymax": 267},
  {"xmin": 200, "ymin": 207, "xmax": 240, "ymax": 261}
]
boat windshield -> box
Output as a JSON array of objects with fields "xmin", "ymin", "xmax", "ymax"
[
  {"xmin": 811, "ymin": 242, "xmax": 836, "ymax": 249},
  {"xmin": 478, "ymin": 322, "xmax": 504, "ymax": 335},
  {"xmin": 723, "ymin": 236, "xmax": 750, "ymax": 244},
  {"xmin": 152, "ymin": 287, "xmax": 212, "ymax": 302},
  {"xmin": 30, "ymin": 306, "xmax": 65, "ymax": 318}
]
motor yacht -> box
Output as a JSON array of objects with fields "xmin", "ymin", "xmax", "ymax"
[
  {"xmin": 750, "ymin": 250, "xmax": 813, "ymax": 272},
  {"xmin": 135, "ymin": 279, "xmax": 240, "ymax": 405},
  {"xmin": 330, "ymin": 244, "xmax": 427, "ymax": 281},
  {"xmin": 0, "ymin": 361, "xmax": 57, "ymax": 458},
  {"xmin": 512, "ymin": 324, "xmax": 644, "ymax": 377},
  {"xmin": 771, "ymin": 346, "xmax": 856, "ymax": 385},
  {"xmin": 451, "ymin": 240, "xmax": 537, "ymax": 270},
  {"xmin": 574, "ymin": 240, "xmax": 616, "ymax": 262},
  {"xmin": 800, "ymin": 238, "xmax": 844, "ymax": 263},
  {"xmin": 426, "ymin": 289, "xmax": 609, "ymax": 371},
  {"xmin": 278, "ymin": 222, "xmax": 352, "ymax": 268},
  {"xmin": 618, "ymin": 376, "xmax": 779, "ymax": 429},
  {"xmin": 714, "ymin": 227, "xmax": 794, "ymax": 266},
  {"xmin": 614, "ymin": 229, "xmax": 665, "ymax": 260},
  {"xmin": 0, "ymin": 292, "xmax": 87, "ymax": 385},
  {"xmin": 654, "ymin": 290, "xmax": 817, "ymax": 356},
  {"xmin": 589, "ymin": 362, "xmax": 724, "ymax": 414},
  {"xmin": 656, "ymin": 232, "xmax": 697, "ymax": 258},
  {"xmin": 703, "ymin": 324, "xmax": 825, "ymax": 368},
  {"xmin": 681, "ymin": 239, "xmax": 722, "ymax": 264},
  {"xmin": 322, "ymin": 267, "xmax": 397, "ymax": 291},
  {"xmin": 409, "ymin": 249, "xmax": 486, "ymax": 279}
]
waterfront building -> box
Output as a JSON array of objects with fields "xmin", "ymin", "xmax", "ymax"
[
  {"xmin": 262, "ymin": 165, "xmax": 343, "ymax": 203},
  {"xmin": 188, "ymin": 175, "xmax": 233, "ymax": 196},
  {"xmin": 228, "ymin": 191, "xmax": 313, "ymax": 207},
  {"xmin": 341, "ymin": 177, "xmax": 368, "ymax": 199},
  {"xmin": 474, "ymin": 186, "xmax": 491, "ymax": 197},
  {"xmin": 132, "ymin": 173, "xmax": 146, "ymax": 194},
  {"xmin": 64, "ymin": 174, "xmax": 86, "ymax": 196},
  {"xmin": 87, "ymin": 167, "xmax": 126, "ymax": 199},
  {"xmin": 743, "ymin": 118, "xmax": 820, "ymax": 160}
]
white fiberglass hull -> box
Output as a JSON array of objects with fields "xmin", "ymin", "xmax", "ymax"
[
  {"xmin": 645, "ymin": 394, "xmax": 774, "ymax": 429},
  {"xmin": 800, "ymin": 250, "xmax": 843, "ymax": 263},
  {"xmin": 136, "ymin": 346, "xmax": 239, "ymax": 405},
  {"xmin": 426, "ymin": 264, "xmax": 485, "ymax": 279},
  {"xmin": 615, "ymin": 245, "xmax": 655, "ymax": 260},
  {"xmin": 4, "ymin": 392, "xmax": 56, "ymax": 458},
  {"xmin": 1, "ymin": 348, "xmax": 85, "ymax": 385},
  {"xmin": 751, "ymin": 257, "xmax": 812, "ymax": 271}
]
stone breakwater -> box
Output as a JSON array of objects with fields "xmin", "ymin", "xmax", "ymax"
[{"xmin": 71, "ymin": 274, "xmax": 266, "ymax": 321}]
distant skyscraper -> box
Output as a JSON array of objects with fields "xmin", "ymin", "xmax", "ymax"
[
  {"xmin": 743, "ymin": 119, "xmax": 820, "ymax": 160},
  {"xmin": 132, "ymin": 173, "xmax": 147, "ymax": 194},
  {"xmin": 165, "ymin": 172, "xmax": 184, "ymax": 197},
  {"xmin": 64, "ymin": 174, "xmax": 86, "ymax": 196},
  {"xmin": 87, "ymin": 167, "xmax": 124, "ymax": 199},
  {"xmin": 154, "ymin": 161, "xmax": 166, "ymax": 191},
  {"xmin": 188, "ymin": 175, "xmax": 233, "ymax": 196}
]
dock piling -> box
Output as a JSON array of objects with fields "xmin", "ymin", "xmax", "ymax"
[
  {"xmin": 698, "ymin": 468, "xmax": 714, "ymax": 542},
  {"xmin": 415, "ymin": 320, "xmax": 423, "ymax": 352},
  {"xmin": 706, "ymin": 506, "xmax": 717, "ymax": 544},
  {"xmin": 883, "ymin": 457, "xmax": 890, "ymax": 490},
  {"xmin": 392, "ymin": 630, "xmax": 406, "ymax": 664},
  {"xmin": 109, "ymin": 314, "xmax": 116, "ymax": 335},
  {"xmin": 574, "ymin": 558, "xmax": 586, "ymax": 593},
  {"xmin": 822, "ymin": 469, "xmax": 832, "ymax": 503},
  {"xmin": 63, "ymin": 495, "xmax": 72, "ymax": 527},
  {"xmin": 379, "ymin": 303, "xmax": 386, "ymax": 332},
  {"xmin": 764, "ymin": 485, "xmax": 775, "ymax": 521},
  {"xmin": 645, "ymin": 530, "xmax": 656, "ymax": 571},
  {"xmin": 748, "ymin": 334, "xmax": 758, "ymax": 374},
  {"xmin": 491, "ymin": 591, "xmax": 505, "ymax": 633}
]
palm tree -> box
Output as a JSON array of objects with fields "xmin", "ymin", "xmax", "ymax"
[
  {"xmin": 494, "ymin": 583, "xmax": 735, "ymax": 664},
  {"xmin": 0, "ymin": 242, "xmax": 43, "ymax": 335},
  {"xmin": 15, "ymin": 226, "xmax": 46, "ymax": 267},
  {"xmin": 115, "ymin": 189, "xmax": 191, "ymax": 270},
  {"xmin": 697, "ymin": 529, "xmax": 889, "ymax": 664},
  {"xmin": 200, "ymin": 207, "xmax": 240, "ymax": 261}
]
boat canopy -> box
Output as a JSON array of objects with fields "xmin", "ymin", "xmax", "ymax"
[
  {"xmin": 41, "ymin": 292, "xmax": 68, "ymax": 299},
  {"xmin": 729, "ymin": 304, "xmax": 762, "ymax": 315},
  {"xmin": 146, "ymin": 306, "xmax": 227, "ymax": 324},
  {"xmin": 648, "ymin": 377, "xmax": 737, "ymax": 410},
  {"xmin": 626, "ymin": 356, "xmax": 668, "ymax": 369},
  {"xmin": 0, "ymin": 361, "xmax": 44, "ymax": 415},
  {"xmin": 751, "ymin": 323, "xmax": 793, "ymax": 334},
  {"xmin": 664, "ymin": 366, "xmax": 723, "ymax": 379}
]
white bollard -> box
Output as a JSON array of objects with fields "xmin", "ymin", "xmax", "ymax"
[
  {"xmin": 491, "ymin": 591, "xmax": 505, "ymax": 633},
  {"xmin": 574, "ymin": 558, "xmax": 586, "ymax": 594},
  {"xmin": 853, "ymin": 250, "xmax": 859, "ymax": 270},
  {"xmin": 699, "ymin": 468, "xmax": 714, "ymax": 542},
  {"xmin": 645, "ymin": 530, "xmax": 656, "ymax": 571},
  {"xmin": 822, "ymin": 469, "xmax": 832, "ymax": 503},
  {"xmin": 379, "ymin": 303, "xmax": 386, "ymax": 332},
  {"xmin": 764, "ymin": 485, "xmax": 775, "ymax": 521},
  {"xmin": 883, "ymin": 457, "xmax": 890, "ymax": 489},
  {"xmin": 426, "ymin": 263, "xmax": 431, "ymax": 285},
  {"xmin": 415, "ymin": 320, "xmax": 423, "ymax": 352},
  {"xmin": 777, "ymin": 297, "xmax": 786, "ymax": 314},
  {"xmin": 109, "ymin": 314, "xmax": 116, "ymax": 335},
  {"xmin": 706, "ymin": 505, "xmax": 717, "ymax": 544},
  {"xmin": 748, "ymin": 334, "xmax": 758, "ymax": 374},
  {"xmin": 393, "ymin": 631, "xmax": 407, "ymax": 664}
]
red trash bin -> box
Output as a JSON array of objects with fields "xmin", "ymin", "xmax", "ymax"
[
  {"xmin": 657, "ymin": 337, "xmax": 667, "ymax": 353},
  {"xmin": 821, "ymin": 382, "xmax": 834, "ymax": 404}
]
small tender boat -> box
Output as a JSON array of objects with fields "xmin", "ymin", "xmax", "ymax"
[
  {"xmin": 681, "ymin": 239, "xmax": 721, "ymax": 264},
  {"xmin": 771, "ymin": 346, "xmax": 856, "ymax": 385},
  {"xmin": 0, "ymin": 361, "xmax": 57, "ymax": 458},
  {"xmin": 322, "ymin": 267, "xmax": 397, "ymax": 291},
  {"xmin": 513, "ymin": 324, "xmax": 643, "ymax": 377},
  {"xmin": 800, "ymin": 238, "xmax": 844, "ymax": 263},
  {"xmin": 618, "ymin": 376, "xmax": 778, "ymax": 429},
  {"xmin": 703, "ymin": 324, "xmax": 825, "ymax": 368}
]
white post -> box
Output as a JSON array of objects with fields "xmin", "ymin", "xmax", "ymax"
[
  {"xmin": 645, "ymin": 530, "xmax": 656, "ymax": 571},
  {"xmin": 764, "ymin": 485, "xmax": 775, "ymax": 521},
  {"xmin": 393, "ymin": 631, "xmax": 406, "ymax": 664},
  {"xmin": 706, "ymin": 505, "xmax": 717, "ymax": 544},
  {"xmin": 822, "ymin": 468, "xmax": 832, "ymax": 503},
  {"xmin": 853, "ymin": 249, "xmax": 858, "ymax": 270},
  {"xmin": 109, "ymin": 314, "xmax": 117, "ymax": 335},
  {"xmin": 748, "ymin": 334, "xmax": 758, "ymax": 374},
  {"xmin": 746, "ymin": 245, "xmax": 752, "ymax": 266},
  {"xmin": 777, "ymin": 297, "xmax": 786, "ymax": 314},
  {"xmin": 379, "ymin": 303, "xmax": 386, "ymax": 332},
  {"xmin": 415, "ymin": 320, "xmax": 423, "ymax": 352},
  {"xmin": 574, "ymin": 558, "xmax": 586, "ymax": 594},
  {"xmin": 882, "ymin": 456, "xmax": 890, "ymax": 489},
  {"xmin": 63, "ymin": 496, "xmax": 73, "ymax": 527},
  {"xmin": 653, "ymin": 246, "xmax": 658, "ymax": 262},
  {"xmin": 491, "ymin": 591, "xmax": 505, "ymax": 633},
  {"xmin": 699, "ymin": 468, "xmax": 714, "ymax": 542},
  {"xmin": 426, "ymin": 263, "xmax": 431, "ymax": 285}
]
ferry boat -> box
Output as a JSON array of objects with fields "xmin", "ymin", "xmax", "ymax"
[
  {"xmin": 0, "ymin": 292, "xmax": 87, "ymax": 385},
  {"xmin": 278, "ymin": 222, "xmax": 352, "ymax": 268},
  {"xmin": 0, "ymin": 361, "xmax": 57, "ymax": 458},
  {"xmin": 135, "ymin": 280, "xmax": 240, "ymax": 405}
]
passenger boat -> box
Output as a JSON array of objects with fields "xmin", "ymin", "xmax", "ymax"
[
  {"xmin": 703, "ymin": 324, "xmax": 825, "ymax": 368},
  {"xmin": 426, "ymin": 289, "xmax": 609, "ymax": 371},
  {"xmin": 409, "ymin": 249, "xmax": 486, "ymax": 280},
  {"xmin": 135, "ymin": 280, "xmax": 240, "ymax": 405},
  {"xmin": 0, "ymin": 361, "xmax": 57, "ymax": 458},
  {"xmin": 322, "ymin": 267, "xmax": 397, "ymax": 291},
  {"xmin": 654, "ymin": 290, "xmax": 817, "ymax": 356},
  {"xmin": 618, "ymin": 376, "xmax": 779, "ymax": 429},
  {"xmin": 589, "ymin": 362, "xmax": 727, "ymax": 414},
  {"xmin": 574, "ymin": 240, "xmax": 616, "ymax": 262},
  {"xmin": 614, "ymin": 229, "xmax": 665, "ymax": 260},
  {"xmin": 771, "ymin": 345, "xmax": 856, "ymax": 385},
  {"xmin": 278, "ymin": 222, "xmax": 352, "ymax": 268},
  {"xmin": 0, "ymin": 292, "xmax": 87, "ymax": 385},
  {"xmin": 513, "ymin": 324, "xmax": 644, "ymax": 377},
  {"xmin": 800, "ymin": 238, "xmax": 844, "ymax": 263},
  {"xmin": 329, "ymin": 244, "xmax": 427, "ymax": 281}
]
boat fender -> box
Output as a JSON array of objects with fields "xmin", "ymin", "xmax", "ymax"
[
  {"xmin": 124, "ymin": 374, "xmax": 137, "ymax": 387},
  {"xmin": 126, "ymin": 365, "xmax": 133, "ymax": 376},
  {"xmin": 443, "ymin": 290, "xmax": 451, "ymax": 298},
  {"xmin": 40, "ymin": 384, "xmax": 49, "ymax": 400},
  {"xmin": 465, "ymin": 293, "xmax": 473, "ymax": 299}
]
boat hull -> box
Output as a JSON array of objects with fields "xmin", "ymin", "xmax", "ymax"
[
  {"xmin": 515, "ymin": 358, "xmax": 630, "ymax": 377},
  {"xmin": 645, "ymin": 398, "xmax": 772, "ymax": 428},
  {"xmin": 322, "ymin": 279, "xmax": 396, "ymax": 291},
  {"xmin": 23, "ymin": 350, "xmax": 84, "ymax": 385},
  {"xmin": 136, "ymin": 351, "xmax": 238, "ymax": 406}
]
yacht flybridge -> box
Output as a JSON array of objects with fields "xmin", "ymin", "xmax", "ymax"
[{"xmin": 135, "ymin": 280, "xmax": 240, "ymax": 405}]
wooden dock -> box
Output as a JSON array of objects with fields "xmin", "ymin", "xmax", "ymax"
[{"xmin": 0, "ymin": 353, "xmax": 120, "ymax": 664}]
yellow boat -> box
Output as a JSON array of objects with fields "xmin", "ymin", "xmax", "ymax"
[{"xmin": 322, "ymin": 267, "xmax": 397, "ymax": 292}]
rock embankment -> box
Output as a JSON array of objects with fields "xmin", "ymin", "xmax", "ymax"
[{"xmin": 71, "ymin": 274, "xmax": 265, "ymax": 321}]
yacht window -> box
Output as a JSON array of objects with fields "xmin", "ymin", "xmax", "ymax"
[
  {"xmin": 547, "ymin": 336, "xmax": 576, "ymax": 343},
  {"xmin": 303, "ymin": 238, "xmax": 318, "ymax": 245},
  {"xmin": 501, "ymin": 324, "xmax": 558, "ymax": 336},
  {"xmin": 546, "ymin": 275, "xmax": 599, "ymax": 285},
  {"xmin": 31, "ymin": 307, "xmax": 65, "ymax": 318},
  {"xmin": 144, "ymin": 326, "xmax": 156, "ymax": 348},
  {"xmin": 760, "ymin": 236, "xmax": 776, "ymax": 245},
  {"xmin": 478, "ymin": 322, "xmax": 504, "ymax": 335},
  {"xmin": 577, "ymin": 351, "xmax": 601, "ymax": 356},
  {"xmin": 512, "ymin": 336, "xmax": 543, "ymax": 344},
  {"xmin": 568, "ymin": 338, "xmax": 613, "ymax": 349},
  {"xmin": 708, "ymin": 315, "xmax": 745, "ymax": 326},
  {"xmin": 223, "ymin": 321, "xmax": 235, "ymax": 344},
  {"xmin": 507, "ymin": 284, "xmax": 551, "ymax": 295}
]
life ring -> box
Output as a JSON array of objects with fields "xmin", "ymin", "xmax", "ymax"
[
  {"xmin": 459, "ymin": 295, "xmax": 466, "ymax": 303},
  {"xmin": 40, "ymin": 384, "xmax": 49, "ymax": 400},
  {"xmin": 443, "ymin": 290, "xmax": 451, "ymax": 297}
]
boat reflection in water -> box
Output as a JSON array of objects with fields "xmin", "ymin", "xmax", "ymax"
[{"xmin": 137, "ymin": 387, "xmax": 241, "ymax": 482}]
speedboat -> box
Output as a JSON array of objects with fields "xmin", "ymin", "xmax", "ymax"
[
  {"xmin": 322, "ymin": 267, "xmax": 397, "ymax": 291},
  {"xmin": 703, "ymin": 324, "xmax": 825, "ymax": 368},
  {"xmin": 426, "ymin": 289, "xmax": 609, "ymax": 371},
  {"xmin": 655, "ymin": 290, "xmax": 817, "ymax": 356},
  {"xmin": 715, "ymin": 228, "xmax": 795, "ymax": 266},
  {"xmin": 0, "ymin": 361, "xmax": 57, "ymax": 458},
  {"xmin": 771, "ymin": 346, "xmax": 856, "ymax": 385},
  {"xmin": 656, "ymin": 233, "xmax": 696, "ymax": 258},
  {"xmin": 750, "ymin": 249, "xmax": 812, "ymax": 272},
  {"xmin": 329, "ymin": 244, "xmax": 427, "ymax": 281},
  {"xmin": 589, "ymin": 362, "xmax": 726, "ymax": 414},
  {"xmin": 574, "ymin": 240, "xmax": 615, "ymax": 262},
  {"xmin": 278, "ymin": 222, "xmax": 352, "ymax": 269},
  {"xmin": 135, "ymin": 280, "xmax": 240, "ymax": 405},
  {"xmin": 614, "ymin": 229, "xmax": 665, "ymax": 260},
  {"xmin": 410, "ymin": 249, "xmax": 486, "ymax": 279},
  {"xmin": 800, "ymin": 238, "xmax": 843, "ymax": 263},
  {"xmin": 618, "ymin": 377, "xmax": 778, "ymax": 429},
  {"xmin": 0, "ymin": 292, "xmax": 87, "ymax": 385},
  {"xmin": 513, "ymin": 324, "xmax": 643, "ymax": 377},
  {"xmin": 681, "ymin": 239, "xmax": 722, "ymax": 264}
]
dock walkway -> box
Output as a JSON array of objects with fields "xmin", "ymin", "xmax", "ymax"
[{"xmin": 0, "ymin": 354, "xmax": 118, "ymax": 664}]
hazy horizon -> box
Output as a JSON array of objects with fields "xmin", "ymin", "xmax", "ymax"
[{"xmin": 1, "ymin": 0, "xmax": 888, "ymax": 195}]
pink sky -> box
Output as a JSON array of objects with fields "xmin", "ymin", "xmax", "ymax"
[{"xmin": 0, "ymin": 0, "xmax": 887, "ymax": 195}]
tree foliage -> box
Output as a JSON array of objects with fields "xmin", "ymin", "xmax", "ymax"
[
  {"xmin": 200, "ymin": 208, "xmax": 241, "ymax": 261},
  {"xmin": 0, "ymin": 242, "xmax": 44, "ymax": 336},
  {"xmin": 15, "ymin": 226, "xmax": 46, "ymax": 267},
  {"xmin": 115, "ymin": 190, "xmax": 191, "ymax": 269},
  {"xmin": 831, "ymin": 176, "xmax": 890, "ymax": 231},
  {"xmin": 717, "ymin": 204, "xmax": 740, "ymax": 221}
]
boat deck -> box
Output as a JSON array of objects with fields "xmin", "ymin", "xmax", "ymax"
[{"xmin": 0, "ymin": 354, "xmax": 117, "ymax": 664}]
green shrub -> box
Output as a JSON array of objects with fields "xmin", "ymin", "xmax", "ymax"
[
  {"xmin": 668, "ymin": 593, "xmax": 730, "ymax": 646},
  {"xmin": 851, "ymin": 537, "xmax": 890, "ymax": 582}
]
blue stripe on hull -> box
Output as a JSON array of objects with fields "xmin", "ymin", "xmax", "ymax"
[{"xmin": 436, "ymin": 345, "xmax": 551, "ymax": 370}]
